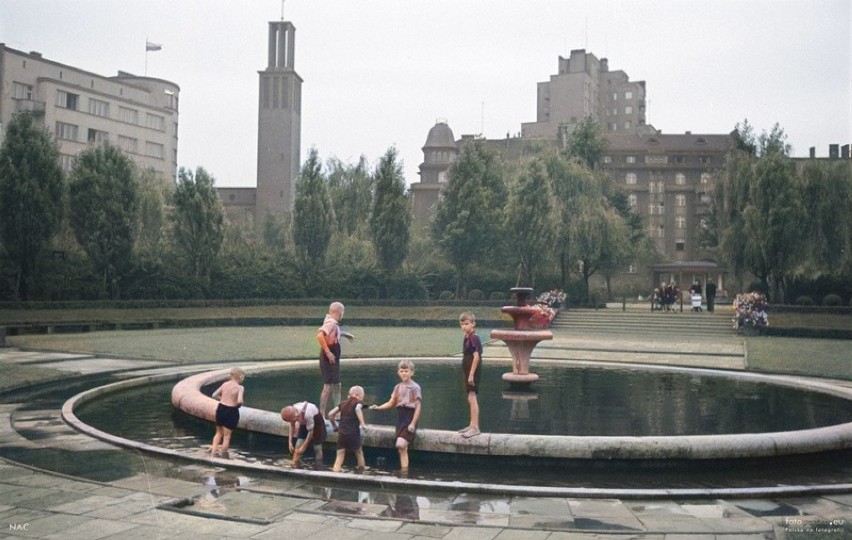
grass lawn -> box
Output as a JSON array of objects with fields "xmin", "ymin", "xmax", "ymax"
[
  {"xmin": 0, "ymin": 304, "xmax": 508, "ymax": 324},
  {"xmin": 5, "ymin": 325, "xmax": 471, "ymax": 363},
  {"xmin": 746, "ymin": 336, "xmax": 852, "ymax": 380}
]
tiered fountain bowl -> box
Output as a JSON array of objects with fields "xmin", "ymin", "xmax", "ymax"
[{"xmin": 490, "ymin": 287, "xmax": 553, "ymax": 386}]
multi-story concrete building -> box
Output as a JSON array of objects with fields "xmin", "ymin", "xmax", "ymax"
[
  {"xmin": 522, "ymin": 49, "xmax": 649, "ymax": 141},
  {"xmin": 0, "ymin": 44, "xmax": 179, "ymax": 181},
  {"xmin": 218, "ymin": 19, "xmax": 302, "ymax": 226},
  {"xmin": 416, "ymin": 49, "xmax": 734, "ymax": 291}
]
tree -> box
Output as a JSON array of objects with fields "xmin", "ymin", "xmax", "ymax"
[
  {"xmin": 135, "ymin": 168, "xmax": 171, "ymax": 257},
  {"xmin": 503, "ymin": 158, "xmax": 554, "ymax": 287},
  {"xmin": 171, "ymin": 166, "xmax": 225, "ymax": 288},
  {"xmin": 800, "ymin": 159, "xmax": 852, "ymax": 275},
  {"xmin": 68, "ymin": 144, "xmax": 138, "ymax": 299},
  {"xmin": 714, "ymin": 121, "xmax": 804, "ymax": 301},
  {"xmin": 563, "ymin": 116, "xmax": 608, "ymax": 169},
  {"xmin": 327, "ymin": 156, "xmax": 372, "ymax": 236},
  {"xmin": 292, "ymin": 148, "xmax": 334, "ymax": 276},
  {"xmin": 369, "ymin": 147, "xmax": 411, "ymax": 276},
  {"xmin": 432, "ymin": 139, "xmax": 506, "ymax": 296},
  {"xmin": 742, "ymin": 151, "xmax": 803, "ymax": 303},
  {"xmin": 0, "ymin": 112, "xmax": 65, "ymax": 300}
]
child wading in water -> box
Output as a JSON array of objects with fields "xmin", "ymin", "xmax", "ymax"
[
  {"xmin": 280, "ymin": 400, "xmax": 327, "ymax": 466},
  {"xmin": 327, "ymin": 385, "xmax": 367, "ymax": 472},
  {"xmin": 210, "ymin": 367, "xmax": 245, "ymax": 457},
  {"xmin": 458, "ymin": 312, "xmax": 482, "ymax": 438},
  {"xmin": 370, "ymin": 360, "xmax": 421, "ymax": 472}
]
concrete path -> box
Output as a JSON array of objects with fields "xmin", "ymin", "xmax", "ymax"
[{"xmin": 2, "ymin": 325, "xmax": 851, "ymax": 538}]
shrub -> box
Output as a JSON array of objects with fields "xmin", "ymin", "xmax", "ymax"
[
  {"xmin": 467, "ymin": 289, "xmax": 484, "ymax": 300},
  {"xmin": 489, "ymin": 291, "xmax": 506, "ymax": 301},
  {"xmin": 795, "ymin": 295, "xmax": 815, "ymax": 306},
  {"xmin": 822, "ymin": 293, "xmax": 843, "ymax": 306},
  {"xmin": 438, "ymin": 290, "xmax": 454, "ymax": 300}
]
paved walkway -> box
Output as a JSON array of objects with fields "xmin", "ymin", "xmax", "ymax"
[{"xmin": 2, "ymin": 328, "xmax": 852, "ymax": 538}]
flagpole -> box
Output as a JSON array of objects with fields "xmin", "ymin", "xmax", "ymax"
[{"xmin": 145, "ymin": 37, "xmax": 148, "ymax": 76}]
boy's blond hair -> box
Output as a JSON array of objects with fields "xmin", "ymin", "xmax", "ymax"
[
  {"xmin": 397, "ymin": 359, "xmax": 415, "ymax": 371},
  {"xmin": 459, "ymin": 312, "xmax": 476, "ymax": 324},
  {"xmin": 348, "ymin": 385, "xmax": 365, "ymax": 399},
  {"xmin": 230, "ymin": 367, "xmax": 246, "ymax": 382}
]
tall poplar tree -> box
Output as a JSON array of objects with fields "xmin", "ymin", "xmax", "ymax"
[
  {"xmin": 0, "ymin": 112, "xmax": 65, "ymax": 300},
  {"xmin": 504, "ymin": 158, "xmax": 554, "ymax": 287},
  {"xmin": 292, "ymin": 149, "xmax": 334, "ymax": 273},
  {"xmin": 369, "ymin": 147, "xmax": 411, "ymax": 276},
  {"xmin": 432, "ymin": 139, "xmax": 505, "ymax": 296},
  {"xmin": 69, "ymin": 144, "xmax": 138, "ymax": 298},
  {"xmin": 171, "ymin": 166, "xmax": 224, "ymax": 287}
]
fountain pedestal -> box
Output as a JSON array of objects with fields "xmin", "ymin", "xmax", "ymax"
[{"xmin": 490, "ymin": 287, "xmax": 552, "ymax": 385}]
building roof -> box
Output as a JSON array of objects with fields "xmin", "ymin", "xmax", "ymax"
[
  {"xmin": 423, "ymin": 121, "xmax": 456, "ymax": 149},
  {"xmin": 606, "ymin": 133, "xmax": 731, "ymax": 153}
]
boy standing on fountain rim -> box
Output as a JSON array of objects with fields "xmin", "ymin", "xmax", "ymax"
[
  {"xmin": 210, "ymin": 367, "xmax": 245, "ymax": 457},
  {"xmin": 317, "ymin": 301, "xmax": 354, "ymax": 416},
  {"xmin": 458, "ymin": 312, "xmax": 482, "ymax": 438}
]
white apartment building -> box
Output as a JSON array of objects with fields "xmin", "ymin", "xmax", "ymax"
[{"xmin": 0, "ymin": 44, "xmax": 179, "ymax": 181}]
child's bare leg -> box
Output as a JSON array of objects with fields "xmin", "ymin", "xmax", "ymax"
[
  {"xmin": 331, "ymin": 383, "xmax": 341, "ymax": 412},
  {"xmin": 396, "ymin": 439, "xmax": 409, "ymax": 470},
  {"xmin": 314, "ymin": 445, "xmax": 324, "ymax": 465},
  {"xmin": 354, "ymin": 448, "xmax": 366, "ymax": 469},
  {"xmin": 332, "ymin": 449, "xmax": 345, "ymax": 472},
  {"xmin": 320, "ymin": 384, "xmax": 332, "ymax": 414},
  {"xmin": 211, "ymin": 427, "xmax": 223, "ymax": 453},
  {"xmin": 221, "ymin": 427, "xmax": 233, "ymax": 453},
  {"xmin": 468, "ymin": 392, "xmax": 480, "ymax": 429}
]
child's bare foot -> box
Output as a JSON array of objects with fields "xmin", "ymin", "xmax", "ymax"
[
  {"xmin": 457, "ymin": 426, "xmax": 472, "ymax": 433},
  {"xmin": 462, "ymin": 427, "xmax": 480, "ymax": 438}
]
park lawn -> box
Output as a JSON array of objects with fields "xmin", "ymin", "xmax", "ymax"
[
  {"xmin": 0, "ymin": 304, "xmax": 507, "ymax": 324},
  {"xmin": 746, "ymin": 336, "xmax": 852, "ymax": 381},
  {"xmin": 1, "ymin": 365, "xmax": 75, "ymax": 394},
  {"xmin": 6, "ymin": 325, "xmax": 471, "ymax": 364}
]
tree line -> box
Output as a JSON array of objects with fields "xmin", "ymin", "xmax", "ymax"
[{"xmin": 2, "ymin": 111, "xmax": 849, "ymax": 304}]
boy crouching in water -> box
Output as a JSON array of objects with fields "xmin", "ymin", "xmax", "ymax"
[
  {"xmin": 210, "ymin": 367, "xmax": 245, "ymax": 457},
  {"xmin": 369, "ymin": 360, "xmax": 421, "ymax": 472},
  {"xmin": 280, "ymin": 400, "xmax": 327, "ymax": 466},
  {"xmin": 327, "ymin": 385, "xmax": 367, "ymax": 472}
]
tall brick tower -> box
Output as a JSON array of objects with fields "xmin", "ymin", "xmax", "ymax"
[{"xmin": 256, "ymin": 20, "xmax": 302, "ymax": 220}]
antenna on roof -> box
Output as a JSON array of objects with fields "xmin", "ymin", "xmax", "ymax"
[{"xmin": 281, "ymin": 0, "xmax": 285, "ymax": 20}]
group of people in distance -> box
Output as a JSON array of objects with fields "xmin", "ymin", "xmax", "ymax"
[{"xmin": 208, "ymin": 302, "xmax": 485, "ymax": 473}]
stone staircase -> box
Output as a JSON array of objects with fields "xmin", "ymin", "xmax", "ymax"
[{"xmin": 551, "ymin": 306, "xmax": 734, "ymax": 338}]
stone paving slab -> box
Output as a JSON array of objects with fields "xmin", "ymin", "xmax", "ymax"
[{"xmin": 34, "ymin": 357, "xmax": 174, "ymax": 374}]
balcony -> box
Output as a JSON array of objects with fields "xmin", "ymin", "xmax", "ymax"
[{"xmin": 13, "ymin": 98, "xmax": 46, "ymax": 115}]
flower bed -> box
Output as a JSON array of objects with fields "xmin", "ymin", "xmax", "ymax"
[{"xmin": 733, "ymin": 292, "xmax": 769, "ymax": 333}]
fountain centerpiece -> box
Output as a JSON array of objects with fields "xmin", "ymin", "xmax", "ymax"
[{"xmin": 491, "ymin": 287, "xmax": 553, "ymax": 386}]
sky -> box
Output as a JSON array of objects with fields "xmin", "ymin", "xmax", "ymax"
[{"xmin": 2, "ymin": 0, "xmax": 850, "ymax": 188}]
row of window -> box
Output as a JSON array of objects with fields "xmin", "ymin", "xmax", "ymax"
[
  {"xmin": 54, "ymin": 89, "xmax": 166, "ymax": 130},
  {"xmin": 55, "ymin": 121, "xmax": 164, "ymax": 158},
  {"xmin": 624, "ymin": 172, "xmax": 713, "ymax": 185},
  {"xmin": 606, "ymin": 106, "xmax": 634, "ymax": 116},
  {"xmin": 612, "ymin": 91, "xmax": 633, "ymax": 101},
  {"xmin": 604, "ymin": 155, "xmax": 714, "ymax": 165}
]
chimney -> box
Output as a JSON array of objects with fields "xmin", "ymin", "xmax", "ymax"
[
  {"xmin": 842, "ymin": 144, "xmax": 850, "ymax": 159},
  {"xmin": 829, "ymin": 144, "xmax": 839, "ymax": 159},
  {"xmin": 809, "ymin": 147, "xmax": 816, "ymax": 158}
]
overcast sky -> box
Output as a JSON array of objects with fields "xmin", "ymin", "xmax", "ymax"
[{"xmin": 2, "ymin": 0, "xmax": 850, "ymax": 187}]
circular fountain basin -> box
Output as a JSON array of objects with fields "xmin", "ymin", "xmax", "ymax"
[{"xmin": 163, "ymin": 358, "xmax": 852, "ymax": 461}]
